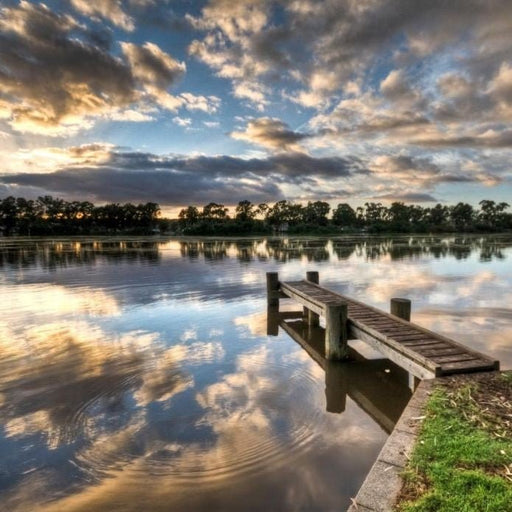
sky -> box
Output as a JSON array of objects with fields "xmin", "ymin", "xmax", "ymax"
[{"xmin": 0, "ymin": 0, "xmax": 511, "ymax": 215}]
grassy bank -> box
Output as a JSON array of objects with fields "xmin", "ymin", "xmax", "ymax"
[{"xmin": 396, "ymin": 372, "xmax": 512, "ymax": 511}]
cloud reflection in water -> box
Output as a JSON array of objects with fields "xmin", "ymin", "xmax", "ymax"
[{"xmin": 0, "ymin": 235, "xmax": 511, "ymax": 511}]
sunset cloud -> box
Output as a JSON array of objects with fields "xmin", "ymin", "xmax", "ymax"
[
  {"xmin": 1, "ymin": 0, "xmax": 512, "ymax": 206},
  {"xmin": 70, "ymin": 0, "xmax": 136, "ymax": 30},
  {"xmin": 0, "ymin": 2, "xmax": 211, "ymax": 135},
  {"xmin": 0, "ymin": 145, "xmax": 363, "ymax": 205},
  {"xmin": 231, "ymin": 118, "xmax": 310, "ymax": 152}
]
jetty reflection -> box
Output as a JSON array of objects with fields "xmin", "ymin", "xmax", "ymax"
[{"xmin": 267, "ymin": 308, "xmax": 412, "ymax": 433}]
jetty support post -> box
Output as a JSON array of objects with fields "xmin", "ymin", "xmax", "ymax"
[
  {"xmin": 325, "ymin": 301, "xmax": 348, "ymax": 360},
  {"xmin": 266, "ymin": 272, "xmax": 280, "ymax": 307},
  {"xmin": 390, "ymin": 298, "xmax": 418, "ymax": 389},
  {"xmin": 390, "ymin": 297, "xmax": 411, "ymax": 322},
  {"xmin": 304, "ymin": 271, "xmax": 320, "ymax": 327}
]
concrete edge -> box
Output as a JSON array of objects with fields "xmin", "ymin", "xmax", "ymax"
[{"xmin": 347, "ymin": 379, "xmax": 434, "ymax": 512}]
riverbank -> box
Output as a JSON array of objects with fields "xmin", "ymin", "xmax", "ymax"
[{"xmin": 350, "ymin": 371, "xmax": 512, "ymax": 511}]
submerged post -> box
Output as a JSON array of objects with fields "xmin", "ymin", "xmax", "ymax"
[
  {"xmin": 325, "ymin": 301, "xmax": 348, "ymax": 360},
  {"xmin": 266, "ymin": 272, "xmax": 280, "ymax": 307},
  {"xmin": 305, "ymin": 271, "xmax": 320, "ymax": 327},
  {"xmin": 390, "ymin": 298, "xmax": 411, "ymax": 322}
]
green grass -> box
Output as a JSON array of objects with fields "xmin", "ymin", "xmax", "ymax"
[{"xmin": 396, "ymin": 375, "xmax": 512, "ymax": 512}]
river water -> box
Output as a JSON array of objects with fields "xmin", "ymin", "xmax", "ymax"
[{"xmin": 0, "ymin": 235, "xmax": 511, "ymax": 512}]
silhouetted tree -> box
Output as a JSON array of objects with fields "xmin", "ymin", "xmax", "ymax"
[
  {"xmin": 303, "ymin": 201, "xmax": 330, "ymax": 225},
  {"xmin": 179, "ymin": 206, "xmax": 200, "ymax": 227},
  {"xmin": 202, "ymin": 202, "xmax": 229, "ymax": 220},
  {"xmin": 450, "ymin": 202, "xmax": 475, "ymax": 231},
  {"xmin": 332, "ymin": 203, "xmax": 357, "ymax": 228},
  {"xmin": 478, "ymin": 200, "xmax": 510, "ymax": 231},
  {"xmin": 235, "ymin": 200, "xmax": 257, "ymax": 221}
]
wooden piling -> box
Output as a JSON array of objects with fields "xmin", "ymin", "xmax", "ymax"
[
  {"xmin": 325, "ymin": 301, "xmax": 348, "ymax": 360},
  {"xmin": 306, "ymin": 271, "xmax": 319, "ymax": 284},
  {"xmin": 266, "ymin": 272, "xmax": 280, "ymax": 307},
  {"xmin": 390, "ymin": 298, "xmax": 411, "ymax": 322},
  {"xmin": 305, "ymin": 271, "xmax": 320, "ymax": 327}
]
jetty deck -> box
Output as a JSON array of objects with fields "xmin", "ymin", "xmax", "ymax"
[{"xmin": 269, "ymin": 273, "xmax": 499, "ymax": 379}]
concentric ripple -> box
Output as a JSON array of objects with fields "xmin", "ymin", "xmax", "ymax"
[{"xmin": 72, "ymin": 351, "xmax": 331, "ymax": 486}]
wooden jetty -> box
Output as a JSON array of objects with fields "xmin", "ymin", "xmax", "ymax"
[{"xmin": 266, "ymin": 272, "xmax": 499, "ymax": 379}]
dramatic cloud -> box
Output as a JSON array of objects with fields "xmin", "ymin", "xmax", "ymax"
[
  {"xmin": 1, "ymin": 0, "xmax": 512, "ymax": 206},
  {"xmin": 0, "ymin": 145, "xmax": 363, "ymax": 206},
  {"xmin": 374, "ymin": 193, "xmax": 438, "ymax": 203},
  {"xmin": 121, "ymin": 42, "xmax": 186, "ymax": 89},
  {"xmin": 231, "ymin": 118, "xmax": 311, "ymax": 152},
  {"xmin": 0, "ymin": 2, "xmax": 214, "ymax": 135},
  {"xmin": 0, "ymin": 2, "xmax": 130, "ymax": 134},
  {"xmin": 70, "ymin": 0, "xmax": 137, "ymax": 30}
]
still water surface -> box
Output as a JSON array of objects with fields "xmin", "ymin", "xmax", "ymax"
[{"xmin": 0, "ymin": 235, "xmax": 511, "ymax": 511}]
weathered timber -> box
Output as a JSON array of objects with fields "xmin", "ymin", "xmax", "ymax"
[
  {"xmin": 270, "ymin": 272, "xmax": 348, "ymax": 361},
  {"xmin": 325, "ymin": 302, "xmax": 348, "ymax": 359},
  {"xmin": 390, "ymin": 298, "xmax": 411, "ymax": 322},
  {"xmin": 271, "ymin": 272, "xmax": 499, "ymax": 377},
  {"xmin": 305, "ymin": 271, "xmax": 320, "ymax": 327},
  {"xmin": 266, "ymin": 272, "xmax": 279, "ymax": 306},
  {"xmin": 390, "ymin": 297, "xmax": 419, "ymax": 389}
]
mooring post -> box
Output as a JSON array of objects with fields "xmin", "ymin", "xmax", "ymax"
[
  {"xmin": 325, "ymin": 301, "xmax": 348, "ymax": 360},
  {"xmin": 266, "ymin": 272, "xmax": 280, "ymax": 307},
  {"xmin": 390, "ymin": 298, "xmax": 411, "ymax": 322},
  {"xmin": 390, "ymin": 298, "xmax": 419, "ymax": 388},
  {"xmin": 305, "ymin": 271, "xmax": 320, "ymax": 327}
]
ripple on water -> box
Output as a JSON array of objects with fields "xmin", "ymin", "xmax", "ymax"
[{"xmin": 73, "ymin": 353, "xmax": 329, "ymax": 486}]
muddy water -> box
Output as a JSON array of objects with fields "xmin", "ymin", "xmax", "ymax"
[{"xmin": 0, "ymin": 235, "xmax": 510, "ymax": 511}]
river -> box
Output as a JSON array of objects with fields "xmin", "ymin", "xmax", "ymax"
[{"xmin": 0, "ymin": 235, "xmax": 510, "ymax": 511}]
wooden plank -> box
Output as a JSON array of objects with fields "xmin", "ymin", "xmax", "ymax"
[
  {"xmin": 349, "ymin": 321, "xmax": 439, "ymax": 373},
  {"xmin": 349, "ymin": 324, "xmax": 437, "ymax": 379},
  {"xmin": 431, "ymin": 354, "xmax": 482, "ymax": 364},
  {"xmin": 388, "ymin": 333, "xmax": 433, "ymax": 341},
  {"xmin": 405, "ymin": 342, "xmax": 450, "ymax": 351},
  {"xmin": 348, "ymin": 312, "xmax": 381, "ymax": 319},
  {"xmin": 400, "ymin": 338, "xmax": 441, "ymax": 346},
  {"xmin": 363, "ymin": 320, "xmax": 401, "ymax": 328},
  {"xmin": 280, "ymin": 283, "xmax": 327, "ymax": 316},
  {"xmin": 440, "ymin": 359, "xmax": 499, "ymax": 375},
  {"xmin": 416, "ymin": 347, "xmax": 467, "ymax": 357},
  {"xmin": 378, "ymin": 329, "xmax": 423, "ymax": 337}
]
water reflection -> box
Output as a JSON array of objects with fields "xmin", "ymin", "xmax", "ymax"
[
  {"xmin": 1, "ymin": 235, "xmax": 511, "ymax": 271},
  {"xmin": 0, "ymin": 235, "xmax": 511, "ymax": 511},
  {"xmin": 268, "ymin": 311, "xmax": 412, "ymax": 431}
]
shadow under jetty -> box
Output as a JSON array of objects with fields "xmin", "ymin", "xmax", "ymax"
[{"xmin": 267, "ymin": 308, "xmax": 413, "ymax": 434}]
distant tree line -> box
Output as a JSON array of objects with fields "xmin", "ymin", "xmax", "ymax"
[
  {"xmin": 177, "ymin": 199, "xmax": 512, "ymax": 235},
  {"xmin": 1, "ymin": 196, "xmax": 511, "ymax": 236},
  {"xmin": 0, "ymin": 196, "xmax": 161, "ymax": 235}
]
